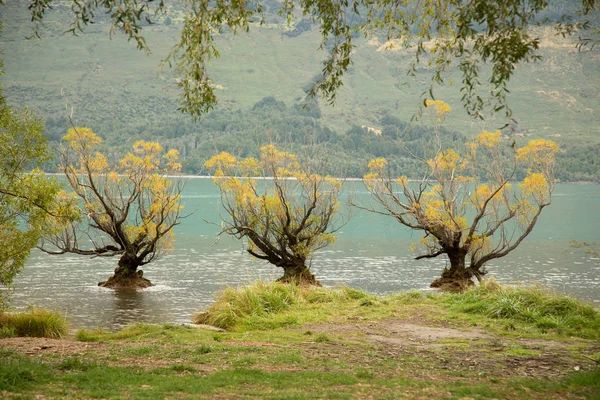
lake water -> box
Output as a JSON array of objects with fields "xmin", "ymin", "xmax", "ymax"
[{"xmin": 9, "ymin": 180, "xmax": 600, "ymax": 329}]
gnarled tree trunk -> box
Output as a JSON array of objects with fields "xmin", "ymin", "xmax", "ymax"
[
  {"xmin": 98, "ymin": 252, "xmax": 152, "ymax": 289},
  {"xmin": 430, "ymin": 248, "xmax": 474, "ymax": 292},
  {"xmin": 276, "ymin": 258, "xmax": 321, "ymax": 286}
]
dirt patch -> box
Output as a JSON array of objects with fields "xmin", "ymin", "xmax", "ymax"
[
  {"xmin": 383, "ymin": 322, "xmax": 489, "ymax": 341},
  {"xmin": 0, "ymin": 337, "xmax": 105, "ymax": 356},
  {"xmin": 300, "ymin": 318, "xmax": 600, "ymax": 381}
]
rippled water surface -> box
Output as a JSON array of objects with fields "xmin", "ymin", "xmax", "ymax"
[{"xmin": 10, "ymin": 181, "xmax": 600, "ymax": 329}]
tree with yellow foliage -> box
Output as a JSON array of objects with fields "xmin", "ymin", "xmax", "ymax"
[
  {"xmin": 364, "ymin": 100, "xmax": 558, "ymax": 291},
  {"xmin": 206, "ymin": 145, "xmax": 347, "ymax": 285},
  {"xmin": 40, "ymin": 127, "xmax": 184, "ymax": 288}
]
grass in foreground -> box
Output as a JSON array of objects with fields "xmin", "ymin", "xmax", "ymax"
[
  {"xmin": 1, "ymin": 281, "xmax": 599, "ymax": 399},
  {"xmin": 0, "ymin": 307, "xmax": 68, "ymax": 339},
  {"xmin": 192, "ymin": 279, "xmax": 600, "ymax": 340}
]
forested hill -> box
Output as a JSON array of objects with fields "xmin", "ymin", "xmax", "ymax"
[{"xmin": 1, "ymin": 1, "xmax": 599, "ymax": 181}]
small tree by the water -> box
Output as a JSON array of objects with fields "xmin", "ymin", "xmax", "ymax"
[
  {"xmin": 40, "ymin": 127, "xmax": 184, "ymax": 288},
  {"xmin": 0, "ymin": 103, "xmax": 74, "ymax": 305},
  {"xmin": 206, "ymin": 145, "xmax": 347, "ymax": 285},
  {"xmin": 363, "ymin": 100, "xmax": 558, "ymax": 291}
]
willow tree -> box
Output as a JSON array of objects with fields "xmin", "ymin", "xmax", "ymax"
[
  {"xmin": 364, "ymin": 101, "xmax": 558, "ymax": 291},
  {"xmin": 0, "ymin": 104, "xmax": 74, "ymax": 303},
  {"xmin": 205, "ymin": 145, "xmax": 347, "ymax": 285},
  {"xmin": 41, "ymin": 127, "xmax": 184, "ymax": 288},
  {"xmin": 21, "ymin": 1, "xmax": 598, "ymax": 118}
]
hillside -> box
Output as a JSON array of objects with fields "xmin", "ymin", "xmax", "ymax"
[{"xmin": 1, "ymin": 1, "xmax": 599, "ymax": 180}]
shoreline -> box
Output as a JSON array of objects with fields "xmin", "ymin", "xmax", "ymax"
[{"xmin": 44, "ymin": 172, "xmax": 599, "ymax": 184}]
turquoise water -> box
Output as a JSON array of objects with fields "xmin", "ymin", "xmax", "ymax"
[{"xmin": 10, "ymin": 180, "xmax": 600, "ymax": 329}]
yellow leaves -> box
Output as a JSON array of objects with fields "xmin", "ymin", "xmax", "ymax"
[
  {"xmin": 425, "ymin": 99, "xmax": 452, "ymax": 117},
  {"xmin": 517, "ymin": 139, "xmax": 559, "ymax": 172},
  {"xmin": 205, "ymin": 152, "xmax": 237, "ymax": 171},
  {"xmin": 63, "ymin": 127, "xmax": 102, "ymax": 152},
  {"xmin": 120, "ymin": 152, "xmax": 144, "ymax": 170},
  {"xmin": 475, "ymin": 130, "xmax": 502, "ymax": 148},
  {"xmin": 396, "ymin": 175, "xmax": 408, "ymax": 186},
  {"xmin": 108, "ymin": 171, "xmax": 121, "ymax": 183},
  {"xmin": 239, "ymin": 157, "xmax": 259, "ymax": 176},
  {"xmin": 428, "ymin": 149, "xmax": 460, "ymax": 174},
  {"xmin": 517, "ymin": 139, "xmax": 559, "ymax": 161},
  {"xmin": 133, "ymin": 140, "xmax": 163, "ymax": 155},
  {"xmin": 519, "ymin": 172, "xmax": 549, "ymax": 197},
  {"xmin": 474, "ymin": 183, "xmax": 492, "ymax": 201},
  {"xmin": 89, "ymin": 152, "xmax": 108, "ymax": 173},
  {"xmin": 165, "ymin": 149, "xmax": 182, "ymax": 173},
  {"xmin": 260, "ymin": 144, "xmax": 296, "ymax": 164},
  {"xmin": 367, "ymin": 157, "xmax": 387, "ymax": 172}
]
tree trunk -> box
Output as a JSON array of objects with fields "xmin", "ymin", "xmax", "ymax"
[
  {"xmin": 430, "ymin": 248, "xmax": 474, "ymax": 292},
  {"xmin": 276, "ymin": 259, "xmax": 321, "ymax": 286},
  {"xmin": 98, "ymin": 252, "xmax": 152, "ymax": 289}
]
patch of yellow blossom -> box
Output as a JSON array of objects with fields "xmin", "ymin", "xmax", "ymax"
[
  {"xmin": 232, "ymin": 180, "xmax": 258, "ymax": 207},
  {"xmin": 89, "ymin": 152, "xmax": 108, "ymax": 173},
  {"xmin": 107, "ymin": 171, "xmax": 120, "ymax": 183},
  {"xmin": 519, "ymin": 173, "xmax": 549, "ymax": 197},
  {"xmin": 239, "ymin": 157, "xmax": 260, "ymax": 176},
  {"xmin": 133, "ymin": 140, "xmax": 163, "ymax": 155},
  {"xmin": 397, "ymin": 175, "xmax": 408, "ymax": 186},
  {"xmin": 165, "ymin": 149, "xmax": 182, "ymax": 173},
  {"xmin": 428, "ymin": 149, "xmax": 461, "ymax": 174},
  {"xmin": 63, "ymin": 127, "xmax": 102, "ymax": 152},
  {"xmin": 125, "ymin": 225, "xmax": 146, "ymax": 243},
  {"xmin": 472, "ymin": 183, "xmax": 510, "ymax": 207},
  {"xmin": 367, "ymin": 157, "xmax": 387, "ymax": 172},
  {"xmin": 425, "ymin": 99, "xmax": 452, "ymax": 118},
  {"xmin": 517, "ymin": 139, "xmax": 559, "ymax": 170},
  {"xmin": 421, "ymin": 187, "xmax": 468, "ymax": 231},
  {"xmin": 475, "ymin": 130, "xmax": 502, "ymax": 148},
  {"xmin": 260, "ymin": 145, "xmax": 298, "ymax": 168},
  {"xmin": 205, "ymin": 152, "xmax": 237, "ymax": 178}
]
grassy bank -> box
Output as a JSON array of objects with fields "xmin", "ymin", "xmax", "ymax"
[{"xmin": 1, "ymin": 282, "xmax": 599, "ymax": 399}]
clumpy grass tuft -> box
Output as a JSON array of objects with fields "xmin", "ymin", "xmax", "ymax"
[
  {"xmin": 445, "ymin": 279, "xmax": 600, "ymax": 339},
  {"xmin": 192, "ymin": 281, "xmax": 303, "ymax": 329},
  {"xmin": 0, "ymin": 307, "xmax": 68, "ymax": 339},
  {"xmin": 192, "ymin": 281, "xmax": 375, "ymax": 330}
]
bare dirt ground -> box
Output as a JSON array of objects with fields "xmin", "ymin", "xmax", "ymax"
[{"xmin": 300, "ymin": 318, "xmax": 600, "ymax": 381}]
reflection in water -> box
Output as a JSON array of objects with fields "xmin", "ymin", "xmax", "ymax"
[
  {"xmin": 110, "ymin": 289, "xmax": 149, "ymax": 328},
  {"xmin": 10, "ymin": 182, "xmax": 600, "ymax": 330}
]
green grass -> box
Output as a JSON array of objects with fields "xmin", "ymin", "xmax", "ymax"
[
  {"xmin": 0, "ymin": 307, "xmax": 68, "ymax": 338},
  {"xmin": 192, "ymin": 281, "xmax": 375, "ymax": 330},
  {"xmin": 2, "ymin": 281, "xmax": 599, "ymax": 399},
  {"xmin": 440, "ymin": 279, "xmax": 600, "ymax": 340}
]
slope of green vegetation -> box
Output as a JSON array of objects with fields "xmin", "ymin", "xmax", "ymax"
[{"xmin": 1, "ymin": 2, "xmax": 598, "ymax": 180}]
